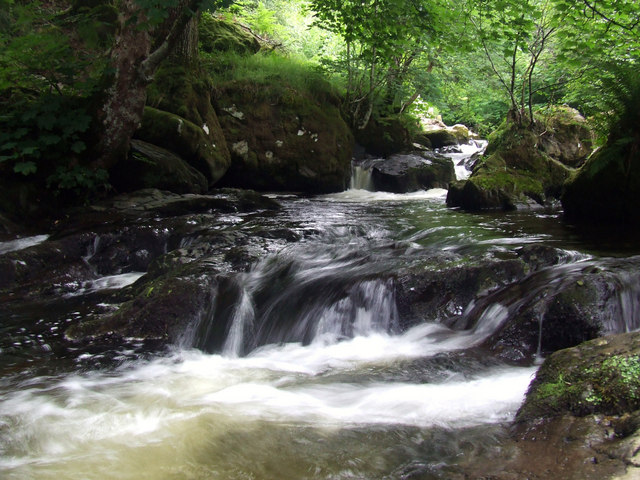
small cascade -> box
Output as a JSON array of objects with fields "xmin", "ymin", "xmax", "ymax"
[
  {"xmin": 192, "ymin": 244, "xmax": 400, "ymax": 356},
  {"xmin": 438, "ymin": 140, "xmax": 488, "ymax": 180},
  {"xmin": 222, "ymin": 286, "xmax": 256, "ymax": 357},
  {"xmin": 313, "ymin": 279, "xmax": 399, "ymax": 343},
  {"xmin": 455, "ymin": 256, "xmax": 640, "ymax": 359},
  {"xmin": 82, "ymin": 234, "xmax": 102, "ymax": 264},
  {"xmin": 607, "ymin": 263, "xmax": 640, "ymax": 333},
  {"xmin": 350, "ymin": 163, "xmax": 374, "ymax": 191}
]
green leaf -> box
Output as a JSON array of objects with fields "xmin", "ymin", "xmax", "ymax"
[
  {"xmin": 13, "ymin": 161, "xmax": 37, "ymax": 175},
  {"xmin": 19, "ymin": 144, "xmax": 39, "ymax": 156},
  {"xmin": 37, "ymin": 112, "xmax": 57, "ymax": 130},
  {"xmin": 40, "ymin": 134, "xmax": 62, "ymax": 146},
  {"xmin": 70, "ymin": 140, "xmax": 86, "ymax": 153}
]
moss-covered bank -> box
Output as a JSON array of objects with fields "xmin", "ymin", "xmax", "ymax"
[{"xmin": 210, "ymin": 53, "xmax": 354, "ymax": 193}]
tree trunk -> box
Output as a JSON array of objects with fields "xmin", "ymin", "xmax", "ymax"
[
  {"xmin": 168, "ymin": 8, "xmax": 199, "ymax": 65},
  {"xmin": 93, "ymin": 0, "xmax": 203, "ymax": 171},
  {"xmin": 93, "ymin": 0, "xmax": 152, "ymax": 170}
]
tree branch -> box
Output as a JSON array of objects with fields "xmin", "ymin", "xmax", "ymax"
[{"xmin": 581, "ymin": 0, "xmax": 640, "ymax": 34}]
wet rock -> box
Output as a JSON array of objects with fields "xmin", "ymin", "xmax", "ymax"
[
  {"xmin": 517, "ymin": 332, "xmax": 640, "ymax": 421},
  {"xmin": 0, "ymin": 212, "xmax": 19, "ymax": 236},
  {"xmin": 395, "ymin": 256, "xmax": 527, "ymax": 328},
  {"xmin": 0, "ymin": 189, "xmax": 281, "ymax": 300},
  {"xmin": 368, "ymin": 151, "xmax": 455, "ymax": 193},
  {"xmin": 0, "ymin": 232, "xmax": 97, "ymax": 293},
  {"xmin": 65, "ymin": 262, "xmax": 220, "ymax": 344},
  {"xmin": 479, "ymin": 256, "xmax": 640, "ymax": 363},
  {"xmin": 456, "ymin": 414, "xmax": 635, "ymax": 479},
  {"xmin": 516, "ymin": 244, "xmax": 575, "ymax": 272},
  {"xmin": 93, "ymin": 188, "xmax": 279, "ymax": 217}
]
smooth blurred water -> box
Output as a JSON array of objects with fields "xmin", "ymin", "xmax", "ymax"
[{"xmin": 1, "ymin": 186, "xmax": 639, "ymax": 480}]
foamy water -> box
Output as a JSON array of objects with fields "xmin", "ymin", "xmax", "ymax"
[
  {"xmin": 63, "ymin": 272, "xmax": 146, "ymax": 297},
  {"xmin": 0, "ymin": 323, "xmax": 536, "ymax": 479},
  {"xmin": 324, "ymin": 188, "xmax": 448, "ymax": 202},
  {"xmin": 0, "ymin": 234, "xmax": 49, "ymax": 255}
]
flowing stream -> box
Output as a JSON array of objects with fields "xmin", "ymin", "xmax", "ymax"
[{"xmin": 1, "ymin": 148, "xmax": 640, "ymax": 479}]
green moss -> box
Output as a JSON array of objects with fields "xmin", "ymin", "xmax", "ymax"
[
  {"xmin": 517, "ymin": 333, "xmax": 640, "ymax": 423},
  {"xmin": 136, "ymin": 106, "xmax": 229, "ymax": 182},
  {"xmin": 207, "ymin": 51, "xmax": 343, "ymax": 108},
  {"xmin": 199, "ymin": 13, "xmax": 260, "ymax": 55},
  {"xmin": 147, "ymin": 62, "xmax": 213, "ymax": 124},
  {"xmin": 472, "ymin": 169, "xmax": 544, "ymax": 198}
]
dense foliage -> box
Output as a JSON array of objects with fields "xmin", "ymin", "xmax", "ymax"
[{"xmin": 0, "ymin": 0, "xmax": 638, "ymax": 202}]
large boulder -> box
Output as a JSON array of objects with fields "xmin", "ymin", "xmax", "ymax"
[
  {"xmin": 141, "ymin": 61, "xmax": 231, "ymax": 184},
  {"xmin": 111, "ymin": 140, "xmax": 208, "ymax": 194},
  {"xmin": 447, "ymin": 117, "xmax": 576, "ymax": 211},
  {"xmin": 355, "ymin": 115, "xmax": 413, "ymax": 156},
  {"xmin": 365, "ymin": 151, "xmax": 455, "ymax": 193},
  {"xmin": 537, "ymin": 106, "xmax": 594, "ymax": 168},
  {"xmin": 418, "ymin": 119, "xmax": 471, "ymax": 148},
  {"xmin": 517, "ymin": 332, "xmax": 640, "ymax": 422},
  {"xmin": 562, "ymin": 136, "xmax": 640, "ymax": 224},
  {"xmin": 215, "ymin": 80, "xmax": 353, "ymax": 193},
  {"xmin": 135, "ymin": 107, "xmax": 229, "ymax": 184}
]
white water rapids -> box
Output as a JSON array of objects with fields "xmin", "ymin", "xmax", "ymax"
[
  {"xmin": 2, "ymin": 153, "xmax": 552, "ymax": 480},
  {"xmin": 0, "ymin": 327, "xmax": 536, "ymax": 479}
]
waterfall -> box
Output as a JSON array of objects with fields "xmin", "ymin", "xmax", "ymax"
[
  {"xmin": 222, "ymin": 287, "xmax": 255, "ymax": 357},
  {"xmin": 350, "ymin": 164, "xmax": 374, "ymax": 191}
]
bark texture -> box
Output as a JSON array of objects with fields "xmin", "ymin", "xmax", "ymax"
[
  {"xmin": 94, "ymin": 0, "xmax": 151, "ymax": 170},
  {"xmin": 94, "ymin": 0, "xmax": 203, "ymax": 171}
]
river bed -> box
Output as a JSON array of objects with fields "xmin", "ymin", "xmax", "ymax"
[{"xmin": 1, "ymin": 177, "xmax": 639, "ymax": 479}]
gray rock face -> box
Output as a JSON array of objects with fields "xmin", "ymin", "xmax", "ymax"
[{"xmin": 361, "ymin": 151, "xmax": 455, "ymax": 193}]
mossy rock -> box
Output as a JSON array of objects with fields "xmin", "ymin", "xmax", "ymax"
[
  {"xmin": 215, "ymin": 80, "xmax": 353, "ymax": 193},
  {"xmin": 516, "ymin": 332, "xmax": 640, "ymax": 422},
  {"xmin": 562, "ymin": 136, "xmax": 640, "ymax": 224},
  {"xmin": 421, "ymin": 125, "xmax": 469, "ymax": 149},
  {"xmin": 145, "ymin": 60, "xmax": 231, "ymax": 183},
  {"xmin": 65, "ymin": 263, "xmax": 220, "ymax": 343},
  {"xmin": 199, "ymin": 14, "xmax": 260, "ymax": 55},
  {"xmin": 447, "ymin": 121, "xmax": 572, "ymax": 211},
  {"xmin": 537, "ymin": 106, "xmax": 594, "ymax": 167},
  {"xmin": 135, "ymin": 106, "xmax": 230, "ymax": 183},
  {"xmin": 111, "ymin": 140, "xmax": 208, "ymax": 194}
]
